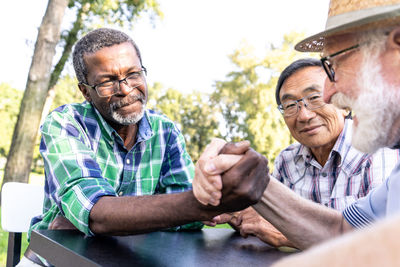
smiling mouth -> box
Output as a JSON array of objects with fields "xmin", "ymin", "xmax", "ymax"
[
  {"xmin": 300, "ymin": 125, "xmax": 321, "ymax": 133},
  {"xmin": 111, "ymin": 94, "xmax": 145, "ymax": 110},
  {"xmin": 120, "ymin": 100, "xmax": 141, "ymax": 108}
]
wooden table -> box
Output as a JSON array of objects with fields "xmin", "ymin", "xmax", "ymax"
[{"xmin": 30, "ymin": 228, "xmax": 294, "ymax": 267}]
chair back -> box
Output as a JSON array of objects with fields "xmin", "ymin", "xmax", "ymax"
[
  {"xmin": 2, "ymin": 182, "xmax": 44, "ymax": 232},
  {"xmin": 1, "ymin": 182, "xmax": 44, "ymax": 267}
]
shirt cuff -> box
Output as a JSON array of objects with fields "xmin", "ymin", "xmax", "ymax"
[{"xmin": 342, "ymin": 203, "xmax": 374, "ymax": 229}]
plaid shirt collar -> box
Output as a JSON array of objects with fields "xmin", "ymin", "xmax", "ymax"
[{"xmin": 294, "ymin": 119, "xmax": 355, "ymax": 170}]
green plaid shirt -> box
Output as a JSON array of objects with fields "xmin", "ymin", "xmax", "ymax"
[{"xmin": 30, "ymin": 101, "xmax": 202, "ymax": 236}]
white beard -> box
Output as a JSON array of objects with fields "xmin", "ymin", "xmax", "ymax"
[
  {"xmin": 109, "ymin": 93, "xmax": 146, "ymax": 125},
  {"xmin": 331, "ymin": 53, "xmax": 400, "ymax": 153},
  {"xmin": 111, "ymin": 104, "xmax": 145, "ymax": 125}
]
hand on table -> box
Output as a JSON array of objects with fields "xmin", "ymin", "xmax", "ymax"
[
  {"xmin": 236, "ymin": 207, "xmax": 295, "ymax": 248},
  {"xmin": 202, "ymin": 212, "xmax": 242, "ymax": 229}
]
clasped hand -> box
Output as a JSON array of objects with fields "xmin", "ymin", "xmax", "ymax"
[{"xmin": 194, "ymin": 138, "xmax": 270, "ymax": 213}]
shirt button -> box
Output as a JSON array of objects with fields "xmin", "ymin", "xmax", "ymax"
[
  {"xmin": 126, "ymin": 159, "xmax": 130, "ymax": 164},
  {"xmin": 118, "ymin": 191, "xmax": 123, "ymax": 196},
  {"xmin": 321, "ymin": 173, "xmax": 327, "ymax": 177}
]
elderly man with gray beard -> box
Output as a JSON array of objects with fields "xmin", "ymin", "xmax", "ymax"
[
  {"xmin": 196, "ymin": 58, "xmax": 399, "ymax": 248},
  {"xmin": 193, "ymin": 0, "xmax": 400, "ymax": 265}
]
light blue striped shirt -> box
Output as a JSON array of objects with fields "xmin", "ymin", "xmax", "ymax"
[{"xmin": 343, "ymin": 162, "xmax": 400, "ymax": 228}]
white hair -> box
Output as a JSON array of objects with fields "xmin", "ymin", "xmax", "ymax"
[{"xmin": 337, "ymin": 27, "xmax": 400, "ymax": 153}]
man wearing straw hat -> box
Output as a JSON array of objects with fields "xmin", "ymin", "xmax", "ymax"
[
  {"xmin": 194, "ymin": 0, "xmax": 400, "ymax": 264},
  {"xmin": 199, "ymin": 57, "xmax": 399, "ymax": 248}
]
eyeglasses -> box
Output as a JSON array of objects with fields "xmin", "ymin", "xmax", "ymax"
[
  {"xmin": 278, "ymin": 92, "xmax": 326, "ymax": 117},
  {"xmin": 81, "ymin": 67, "xmax": 147, "ymax": 97},
  {"xmin": 321, "ymin": 44, "xmax": 359, "ymax": 82}
]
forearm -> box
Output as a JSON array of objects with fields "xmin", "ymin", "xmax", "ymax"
[
  {"xmin": 252, "ymin": 178, "xmax": 349, "ymax": 249},
  {"xmin": 273, "ymin": 214, "xmax": 400, "ymax": 267},
  {"xmin": 89, "ymin": 190, "xmax": 219, "ymax": 235}
]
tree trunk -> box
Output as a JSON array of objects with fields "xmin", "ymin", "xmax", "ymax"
[
  {"xmin": 48, "ymin": 6, "xmax": 84, "ymax": 91},
  {"xmin": 2, "ymin": 0, "xmax": 68, "ymax": 187},
  {"xmin": 41, "ymin": 6, "xmax": 84, "ymax": 120}
]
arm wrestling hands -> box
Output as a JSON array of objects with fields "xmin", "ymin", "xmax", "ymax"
[
  {"xmin": 193, "ymin": 143, "xmax": 292, "ymax": 248},
  {"xmin": 193, "ymin": 139, "xmax": 352, "ymax": 250},
  {"xmin": 194, "ymin": 138, "xmax": 270, "ymax": 212}
]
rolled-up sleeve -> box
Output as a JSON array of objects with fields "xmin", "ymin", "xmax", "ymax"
[{"xmin": 40, "ymin": 112, "xmax": 116, "ymax": 235}]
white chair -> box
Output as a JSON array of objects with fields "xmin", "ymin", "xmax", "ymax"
[{"xmin": 1, "ymin": 182, "xmax": 44, "ymax": 267}]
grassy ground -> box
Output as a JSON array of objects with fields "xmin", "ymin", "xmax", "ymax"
[{"xmin": 204, "ymin": 223, "xmax": 231, "ymax": 229}]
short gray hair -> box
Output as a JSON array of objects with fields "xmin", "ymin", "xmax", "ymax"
[{"xmin": 72, "ymin": 28, "xmax": 143, "ymax": 84}]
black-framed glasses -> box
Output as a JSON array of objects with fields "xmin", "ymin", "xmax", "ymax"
[
  {"xmin": 81, "ymin": 67, "xmax": 147, "ymax": 97},
  {"xmin": 321, "ymin": 44, "xmax": 359, "ymax": 82},
  {"xmin": 278, "ymin": 92, "xmax": 326, "ymax": 117}
]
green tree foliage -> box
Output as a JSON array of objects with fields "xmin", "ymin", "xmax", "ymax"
[
  {"xmin": 49, "ymin": 0, "xmax": 163, "ymax": 91},
  {"xmin": 0, "ymin": 84, "xmax": 23, "ymax": 158},
  {"xmin": 211, "ymin": 32, "xmax": 316, "ymax": 163},
  {"xmin": 148, "ymin": 83, "xmax": 220, "ymax": 161},
  {"xmin": 3, "ymin": 0, "xmax": 162, "ymax": 187},
  {"xmin": 50, "ymin": 74, "xmax": 84, "ymax": 110}
]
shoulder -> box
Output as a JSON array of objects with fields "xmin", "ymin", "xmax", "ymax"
[
  {"xmin": 41, "ymin": 102, "xmax": 95, "ymax": 133},
  {"xmin": 276, "ymin": 143, "xmax": 302, "ymax": 159},
  {"xmin": 146, "ymin": 109, "xmax": 180, "ymax": 133},
  {"xmin": 372, "ymin": 147, "xmax": 400, "ymax": 158},
  {"xmin": 369, "ymin": 147, "xmax": 400, "ymax": 170},
  {"xmin": 47, "ymin": 102, "xmax": 93, "ymax": 120},
  {"xmin": 274, "ymin": 142, "xmax": 302, "ymax": 166}
]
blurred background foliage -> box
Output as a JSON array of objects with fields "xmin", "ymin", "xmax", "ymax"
[
  {"xmin": 0, "ymin": 1, "xmax": 317, "ymax": 264},
  {"xmin": 0, "ymin": 31, "xmax": 313, "ymax": 173}
]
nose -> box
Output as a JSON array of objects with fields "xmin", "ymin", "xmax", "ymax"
[
  {"xmin": 297, "ymin": 102, "xmax": 316, "ymax": 121},
  {"xmin": 323, "ymin": 77, "xmax": 336, "ymax": 103},
  {"xmin": 118, "ymin": 80, "xmax": 134, "ymax": 96}
]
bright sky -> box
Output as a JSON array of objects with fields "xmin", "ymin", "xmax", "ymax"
[{"xmin": 0, "ymin": 0, "xmax": 329, "ymax": 93}]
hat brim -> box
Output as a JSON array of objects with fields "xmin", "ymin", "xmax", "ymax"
[{"xmin": 295, "ymin": 7, "xmax": 400, "ymax": 52}]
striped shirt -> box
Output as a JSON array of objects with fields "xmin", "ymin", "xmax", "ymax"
[
  {"xmin": 273, "ymin": 119, "xmax": 399, "ymax": 211},
  {"xmin": 343, "ymin": 162, "xmax": 400, "ymax": 228},
  {"xmin": 30, "ymin": 101, "xmax": 202, "ymax": 236}
]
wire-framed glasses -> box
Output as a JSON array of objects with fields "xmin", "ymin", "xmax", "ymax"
[{"xmin": 278, "ymin": 92, "xmax": 326, "ymax": 117}]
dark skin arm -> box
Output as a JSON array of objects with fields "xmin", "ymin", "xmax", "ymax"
[
  {"xmin": 90, "ymin": 191, "xmax": 216, "ymax": 235},
  {"xmin": 88, "ymin": 141, "xmax": 270, "ymax": 235}
]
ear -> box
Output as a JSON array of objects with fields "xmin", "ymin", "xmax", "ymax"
[
  {"xmin": 387, "ymin": 26, "xmax": 400, "ymax": 50},
  {"xmin": 78, "ymin": 83, "xmax": 92, "ymax": 102}
]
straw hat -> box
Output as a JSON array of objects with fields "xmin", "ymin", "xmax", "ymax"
[{"xmin": 295, "ymin": 0, "xmax": 400, "ymax": 52}]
